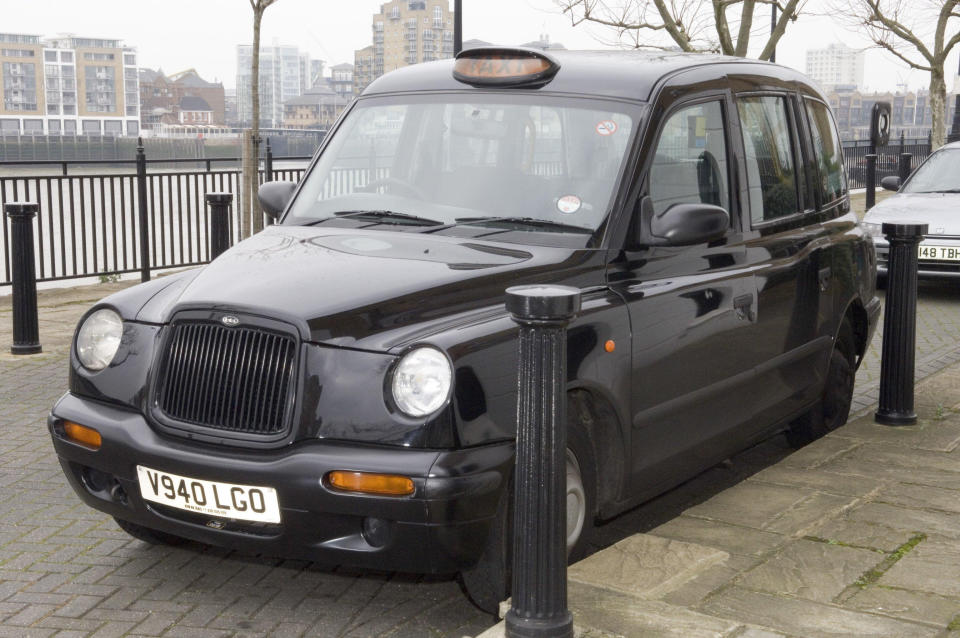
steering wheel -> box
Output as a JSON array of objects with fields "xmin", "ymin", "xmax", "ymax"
[{"xmin": 359, "ymin": 176, "xmax": 427, "ymax": 199}]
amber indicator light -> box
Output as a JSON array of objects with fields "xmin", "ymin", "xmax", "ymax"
[
  {"xmin": 452, "ymin": 50, "xmax": 559, "ymax": 86},
  {"xmin": 63, "ymin": 421, "xmax": 102, "ymax": 450},
  {"xmin": 328, "ymin": 471, "xmax": 415, "ymax": 496},
  {"xmin": 604, "ymin": 340, "xmax": 616, "ymax": 353}
]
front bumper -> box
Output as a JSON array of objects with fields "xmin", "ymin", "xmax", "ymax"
[
  {"xmin": 873, "ymin": 238, "xmax": 960, "ymax": 280},
  {"xmin": 49, "ymin": 392, "xmax": 512, "ymax": 574}
]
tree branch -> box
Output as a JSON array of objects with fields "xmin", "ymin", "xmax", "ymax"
[
  {"xmin": 758, "ymin": 0, "xmax": 801, "ymax": 60},
  {"xmin": 734, "ymin": 0, "xmax": 756, "ymax": 56},
  {"xmin": 712, "ymin": 0, "xmax": 736, "ymax": 54}
]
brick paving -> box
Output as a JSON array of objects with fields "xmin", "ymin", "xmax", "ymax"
[{"xmin": 2, "ymin": 275, "xmax": 959, "ymax": 637}]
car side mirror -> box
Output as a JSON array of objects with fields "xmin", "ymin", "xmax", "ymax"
[
  {"xmin": 257, "ymin": 181, "xmax": 297, "ymax": 220},
  {"xmin": 650, "ymin": 203, "xmax": 729, "ymax": 246},
  {"xmin": 880, "ymin": 176, "xmax": 901, "ymax": 192}
]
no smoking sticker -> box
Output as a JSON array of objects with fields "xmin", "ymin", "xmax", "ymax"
[
  {"xmin": 557, "ymin": 195, "xmax": 581, "ymax": 214},
  {"xmin": 595, "ymin": 120, "xmax": 618, "ymax": 136}
]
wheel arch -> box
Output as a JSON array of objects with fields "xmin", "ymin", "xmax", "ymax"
[{"xmin": 567, "ymin": 386, "xmax": 627, "ymax": 520}]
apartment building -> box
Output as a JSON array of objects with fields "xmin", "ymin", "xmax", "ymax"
[
  {"xmin": 353, "ymin": 0, "xmax": 454, "ymax": 96},
  {"xmin": 236, "ymin": 43, "xmax": 312, "ymax": 127},
  {"xmin": 139, "ymin": 68, "xmax": 225, "ymax": 129},
  {"xmin": 0, "ymin": 33, "xmax": 140, "ymax": 136},
  {"xmin": 329, "ymin": 63, "xmax": 354, "ymax": 100},
  {"xmin": 805, "ymin": 43, "xmax": 865, "ymax": 91}
]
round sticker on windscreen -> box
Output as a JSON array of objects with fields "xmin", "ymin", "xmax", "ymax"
[
  {"xmin": 596, "ymin": 120, "xmax": 618, "ymax": 136},
  {"xmin": 557, "ymin": 195, "xmax": 582, "ymax": 214}
]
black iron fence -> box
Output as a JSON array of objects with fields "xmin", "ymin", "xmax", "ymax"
[
  {"xmin": 842, "ymin": 137, "xmax": 930, "ymax": 190},
  {"xmin": 0, "ymin": 148, "xmax": 311, "ymax": 287}
]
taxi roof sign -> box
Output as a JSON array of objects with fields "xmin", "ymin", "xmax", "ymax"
[{"xmin": 453, "ymin": 47, "xmax": 560, "ymax": 87}]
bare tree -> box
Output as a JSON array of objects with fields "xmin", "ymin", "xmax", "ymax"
[
  {"xmin": 242, "ymin": 0, "xmax": 280, "ymax": 239},
  {"xmin": 841, "ymin": 0, "xmax": 960, "ymax": 149},
  {"xmin": 556, "ymin": 0, "xmax": 807, "ymax": 60}
]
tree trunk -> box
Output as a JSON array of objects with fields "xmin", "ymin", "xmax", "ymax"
[
  {"xmin": 240, "ymin": 129, "xmax": 254, "ymax": 240},
  {"xmin": 929, "ymin": 69, "xmax": 947, "ymax": 150}
]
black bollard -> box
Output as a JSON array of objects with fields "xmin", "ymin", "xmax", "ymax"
[
  {"xmin": 899, "ymin": 152, "xmax": 912, "ymax": 184},
  {"xmin": 865, "ymin": 154, "xmax": 877, "ymax": 210},
  {"xmin": 5, "ymin": 202, "xmax": 42, "ymax": 355},
  {"xmin": 875, "ymin": 222, "xmax": 928, "ymax": 426},
  {"xmin": 504, "ymin": 285, "xmax": 580, "ymax": 638},
  {"xmin": 136, "ymin": 138, "xmax": 151, "ymax": 282},
  {"xmin": 205, "ymin": 192, "xmax": 233, "ymax": 260}
]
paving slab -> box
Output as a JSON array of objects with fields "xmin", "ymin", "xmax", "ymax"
[
  {"xmin": 651, "ymin": 515, "xmax": 785, "ymax": 558},
  {"xmin": 807, "ymin": 518, "xmax": 916, "ymax": 553},
  {"xmin": 699, "ymin": 586, "xmax": 939, "ymax": 638},
  {"xmin": 844, "ymin": 586, "xmax": 960, "ymax": 628},
  {"xmin": 566, "ymin": 534, "xmax": 728, "ymax": 600},
  {"xmin": 878, "ymin": 537, "xmax": 960, "ymax": 598},
  {"xmin": 736, "ymin": 538, "xmax": 882, "ymax": 604}
]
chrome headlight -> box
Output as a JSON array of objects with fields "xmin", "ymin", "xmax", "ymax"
[
  {"xmin": 76, "ymin": 308, "xmax": 123, "ymax": 371},
  {"xmin": 390, "ymin": 347, "xmax": 453, "ymax": 418},
  {"xmin": 861, "ymin": 221, "xmax": 883, "ymax": 238}
]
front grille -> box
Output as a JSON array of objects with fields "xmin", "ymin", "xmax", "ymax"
[{"xmin": 157, "ymin": 321, "xmax": 297, "ymax": 436}]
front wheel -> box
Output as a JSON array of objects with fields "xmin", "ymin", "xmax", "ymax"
[
  {"xmin": 460, "ymin": 425, "xmax": 596, "ymax": 614},
  {"xmin": 786, "ymin": 318, "xmax": 856, "ymax": 448}
]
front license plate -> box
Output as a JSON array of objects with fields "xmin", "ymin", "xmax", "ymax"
[
  {"xmin": 136, "ymin": 466, "xmax": 281, "ymax": 524},
  {"xmin": 919, "ymin": 245, "xmax": 960, "ymax": 261}
]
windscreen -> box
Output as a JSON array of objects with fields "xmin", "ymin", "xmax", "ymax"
[
  {"xmin": 902, "ymin": 149, "xmax": 960, "ymax": 193},
  {"xmin": 284, "ymin": 94, "xmax": 638, "ymax": 243}
]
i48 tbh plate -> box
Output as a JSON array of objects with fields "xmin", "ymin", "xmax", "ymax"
[
  {"xmin": 919, "ymin": 245, "xmax": 960, "ymax": 261},
  {"xmin": 136, "ymin": 465, "xmax": 281, "ymax": 524}
]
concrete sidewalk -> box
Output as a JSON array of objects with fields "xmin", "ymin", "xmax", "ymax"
[{"xmin": 479, "ymin": 366, "xmax": 960, "ymax": 637}]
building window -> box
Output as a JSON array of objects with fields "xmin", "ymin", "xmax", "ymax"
[
  {"xmin": 82, "ymin": 120, "xmax": 101, "ymax": 134},
  {"xmin": 104, "ymin": 120, "xmax": 122, "ymax": 135},
  {"xmin": 48, "ymin": 119, "xmax": 61, "ymax": 134},
  {"xmin": 83, "ymin": 52, "xmax": 115, "ymax": 61},
  {"xmin": 61, "ymin": 51, "xmax": 73, "ymax": 62},
  {"xmin": 23, "ymin": 119, "xmax": 43, "ymax": 133},
  {"xmin": 47, "ymin": 103, "xmax": 60, "ymax": 114},
  {"xmin": 127, "ymin": 120, "xmax": 138, "ymax": 136},
  {"xmin": 44, "ymin": 51, "xmax": 57, "ymax": 61},
  {"xmin": 0, "ymin": 118, "xmax": 19, "ymax": 133},
  {"xmin": 64, "ymin": 119, "xmax": 76, "ymax": 133},
  {"xmin": 123, "ymin": 53, "xmax": 136, "ymax": 65},
  {"xmin": 2, "ymin": 62, "xmax": 37, "ymax": 111},
  {"xmin": 1, "ymin": 48, "xmax": 35, "ymax": 57}
]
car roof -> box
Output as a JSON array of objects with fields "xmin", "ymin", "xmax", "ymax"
[{"xmin": 362, "ymin": 49, "xmax": 809, "ymax": 103}]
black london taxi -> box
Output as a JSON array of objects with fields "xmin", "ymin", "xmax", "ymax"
[{"xmin": 49, "ymin": 47, "xmax": 880, "ymax": 612}]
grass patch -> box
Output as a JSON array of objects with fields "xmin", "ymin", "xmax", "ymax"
[
  {"xmin": 853, "ymin": 533, "xmax": 926, "ymax": 589},
  {"xmin": 802, "ymin": 535, "xmax": 886, "ymax": 554},
  {"xmin": 947, "ymin": 614, "xmax": 960, "ymax": 631}
]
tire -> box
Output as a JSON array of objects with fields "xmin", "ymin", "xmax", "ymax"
[
  {"xmin": 114, "ymin": 517, "xmax": 190, "ymax": 546},
  {"xmin": 459, "ymin": 419, "xmax": 597, "ymax": 614},
  {"xmin": 786, "ymin": 318, "xmax": 856, "ymax": 448}
]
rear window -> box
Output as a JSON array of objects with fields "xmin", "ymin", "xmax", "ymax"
[
  {"xmin": 805, "ymin": 99, "xmax": 846, "ymax": 206},
  {"xmin": 737, "ymin": 95, "xmax": 799, "ymax": 224}
]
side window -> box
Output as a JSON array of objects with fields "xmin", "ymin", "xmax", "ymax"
[
  {"xmin": 649, "ymin": 101, "xmax": 729, "ymax": 216},
  {"xmin": 737, "ymin": 96, "xmax": 799, "ymax": 224},
  {"xmin": 805, "ymin": 99, "xmax": 847, "ymax": 206}
]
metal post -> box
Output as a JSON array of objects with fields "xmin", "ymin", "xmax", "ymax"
[
  {"xmin": 205, "ymin": 193, "xmax": 233, "ymax": 261},
  {"xmin": 899, "ymin": 152, "xmax": 912, "ymax": 184},
  {"xmin": 875, "ymin": 222, "xmax": 928, "ymax": 426},
  {"xmin": 454, "ymin": 0, "xmax": 462, "ymax": 56},
  {"xmin": 865, "ymin": 154, "xmax": 877, "ymax": 210},
  {"xmin": 5, "ymin": 202, "xmax": 42, "ymax": 355},
  {"xmin": 264, "ymin": 137, "xmax": 273, "ymax": 182},
  {"xmin": 136, "ymin": 138, "xmax": 150, "ymax": 282},
  {"xmin": 504, "ymin": 285, "xmax": 580, "ymax": 638}
]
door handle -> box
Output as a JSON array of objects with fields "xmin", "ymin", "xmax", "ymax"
[
  {"xmin": 819, "ymin": 266, "xmax": 832, "ymax": 291},
  {"xmin": 733, "ymin": 294, "xmax": 755, "ymax": 322}
]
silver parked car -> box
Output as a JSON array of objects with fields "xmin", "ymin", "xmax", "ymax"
[{"xmin": 862, "ymin": 141, "xmax": 960, "ymax": 280}]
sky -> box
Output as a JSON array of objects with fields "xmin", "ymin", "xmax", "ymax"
[{"xmin": 0, "ymin": 0, "xmax": 955, "ymax": 94}]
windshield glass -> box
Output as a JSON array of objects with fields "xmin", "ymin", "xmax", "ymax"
[
  {"xmin": 903, "ymin": 149, "xmax": 960, "ymax": 193},
  {"xmin": 284, "ymin": 94, "xmax": 639, "ymax": 245}
]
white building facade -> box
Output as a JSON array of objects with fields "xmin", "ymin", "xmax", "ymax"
[
  {"xmin": 0, "ymin": 33, "xmax": 140, "ymax": 136},
  {"xmin": 236, "ymin": 43, "xmax": 310, "ymax": 128},
  {"xmin": 805, "ymin": 43, "xmax": 865, "ymax": 91}
]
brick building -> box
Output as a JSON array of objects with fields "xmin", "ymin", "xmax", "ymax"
[{"xmin": 138, "ymin": 67, "xmax": 225, "ymax": 130}]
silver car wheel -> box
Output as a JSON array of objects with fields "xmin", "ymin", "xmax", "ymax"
[{"xmin": 566, "ymin": 449, "xmax": 586, "ymax": 553}]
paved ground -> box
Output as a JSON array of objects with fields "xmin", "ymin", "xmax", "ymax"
[{"xmin": 1, "ymin": 268, "xmax": 958, "ymax": 637}]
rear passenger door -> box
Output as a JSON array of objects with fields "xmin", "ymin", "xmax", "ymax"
[{"xmin": 733, "ymin": 92, "xmax": 834, "ymax": 430}]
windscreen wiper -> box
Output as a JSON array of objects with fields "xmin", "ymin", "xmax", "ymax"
[
  {"xmin": 301, "ymin": 210, "xmax": 443, "ymax": 227},
  {"xmin": 455, "ymin": 216, "xmax": 592, "ymax": 234}
]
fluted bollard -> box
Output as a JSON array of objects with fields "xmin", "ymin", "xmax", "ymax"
[
  {"xmin": 205, "ymin": 193, "xmax": 233, "ymax": 260},
  {"xmin": 5, "ymin": 202, "xmax": 42, "ymax": 355},
  {"xmin": 899, "ymin": 152, "xmax": 912, "ymax": 184},
  {"xmin": 505, "ymin": 285, "xmax": 580, "ymax": 638},
  {"xmin": 865, "ymin": 154, "xmax": 877, "ymax": 210},
  {"xmin": 875, "ymin": 222, "xmax": 928, "ymax": 426}
]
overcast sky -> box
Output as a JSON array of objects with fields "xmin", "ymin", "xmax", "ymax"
[{"xmin": 1, "ymin": 0, "xmax": 955, "ymax": 93}]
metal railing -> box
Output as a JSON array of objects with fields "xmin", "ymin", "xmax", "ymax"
[
  {"xmin": 0, "ymin": 145, "xmax": 311, "ymax": 287},
  {"xmin": 842, "ymin": 136, "xmax": 931, "ymax": 189}
]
